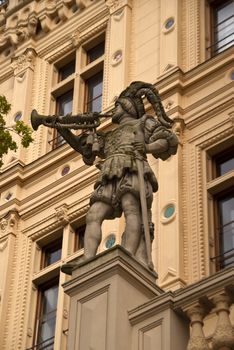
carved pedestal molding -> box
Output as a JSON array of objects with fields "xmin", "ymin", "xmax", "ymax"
[
  {"xmin": 212, "ymin": 293, "xmax": 234, "ymax": 350},
  {"xmin": 186, "ymin": 305, "xmax": 210, "ymax": 350}
]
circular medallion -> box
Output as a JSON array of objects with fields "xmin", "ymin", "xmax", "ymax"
[{"xmin": 105, "ymin": 234, "xmax": 116, "ymax": 249}]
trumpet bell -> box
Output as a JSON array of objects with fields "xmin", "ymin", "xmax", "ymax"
[{"xmin": 31, "ymin": 109, "xmax": 45, "ymax": 130}]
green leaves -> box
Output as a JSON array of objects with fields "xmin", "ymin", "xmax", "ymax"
[
  {"xmin": 15, "ymin": 121, "xmax": 34, "ymax": 147},
  {"xmin": 0, "ymin": 95, "xmax": 34, "ymax": 168}
]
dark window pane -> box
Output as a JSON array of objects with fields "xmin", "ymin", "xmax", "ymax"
[
  {"xmin": 43, "ymin": 241, "xmax": 62, "ymax": 268},
  {"xmin": 218, "ymin": 194, "xmax": 234, "ymax": 267},
  {"xmin": 87, "ymin": 42, "xmax": 105, "ymax": 64},
  {"xmin": 215, "ymin": 148, "xmax": 234, "ymax": 177},
  {"xmin": 218, "ymin": 158, "xmax": 234, "ymax": 176},
  {"xmin": 52, "ymin": 90, "xmax": 73, "ymax": 148},
  {"xmin": 58, "ymin": 60, "xmax": 75, "ymax": 82},
  {"xmin": 86, "ymin": 72, "xmax": 103, "ymax": 113},
  {"xmin": 37, "ymin": 284, "xmax": 58, "ymax": 349},
  {"xmin": 74, "ymin": 225, "xmax": 86, "ymax": 251},
  {"xmin": 213, "ymin": 1, "xmax": 234, "ymax": 53},
  {"xmin": 42, "ymin": 285, "xmax": 58, "ymax": 315},
  {"xmin": 57, "ymin": 90, "xmax": 73, "ymax": 115}
]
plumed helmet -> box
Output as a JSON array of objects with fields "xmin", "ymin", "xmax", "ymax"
[{"xmin": 115, "ymin": 81, "xmax": 173, "ymax": 128}]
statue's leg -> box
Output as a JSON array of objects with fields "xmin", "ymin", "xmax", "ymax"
[
  {"xmin": 84, "ymin": 201, "xmax": 113, "ymax": 259},
  {"xmin": 121, "ymin": 192, "xmax": 141, "ymax": 255}
]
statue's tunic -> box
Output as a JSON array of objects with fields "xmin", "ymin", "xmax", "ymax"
[{"xmin": 90, "ymin": 116, "xmax": 159, "ymax": 219}]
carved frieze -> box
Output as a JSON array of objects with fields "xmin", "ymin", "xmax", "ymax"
[{"xmin": 0, "ymin": 0, "xmax": 89, "ymax": 54}]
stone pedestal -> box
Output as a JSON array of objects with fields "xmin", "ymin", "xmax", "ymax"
[{"xmin": 63, "ymin": 245, "xmax": 162, "ymax": 350}]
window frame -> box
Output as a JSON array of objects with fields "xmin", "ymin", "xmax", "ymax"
[
  {"xmin": 213, "ymin": 188, "xmax": 234, "ymax": 270},
  {"xmin": 84, "ymin": 70, "xmax": 103, "ymax": 113},
  {"xmin": 74, "ymin": 224, "xmax": 86, "ymax": 251},
  {"xmin": 51, "ymin": 89, "xmax": 74, "ymax": 149},
  {"xmin": 33, "ymin": 278, "xmax": 59, "ymax": 350},
  {"xmin": 207, "ymin": 142, "xmax": 234, "ymax": 271},
  {"xmin": 207, "ymin": 0, "xmax": 234, "ymax": 57},
  {"xmin": 50, "ymin": 33, "xmax": 105, "ymax": 150},
  {"xmin": 40, "ymin": 238, "xmax": 63, "ymax": 269}
]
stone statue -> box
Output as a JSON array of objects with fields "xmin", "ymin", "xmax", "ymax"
[{"xmin": 31, "ymin": 81, "xmax": 178, "ymax": 272}]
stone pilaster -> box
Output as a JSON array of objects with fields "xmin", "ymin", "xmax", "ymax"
[
  {"xmin": 0, "ymin": 210, "xmax": 20, "ymax": 350},
  {"xmin": 105, "ymin": 0, "xmax": 133, "ymax": 106},
  {"xmin": 10, "ymin": 48, "xmax": 37, "ymax": 164},
  {"xmin": 157, "ymin": 117, "xmax": 186, "ymax": 290}
]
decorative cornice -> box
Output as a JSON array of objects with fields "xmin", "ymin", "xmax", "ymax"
[
  {"xmin": 198, "ymin": 124, "xmax": 234, "ymax": 150},
  {"xmin": 19, "ymin": 167, "xmax": 97, "ymax": 219},
  {"xmin": 0, "ymin": 0, "xmax": 91, "ymax": 54},
  {"xmin": 27, "ymin": 202, "xmax": 89, "ymax": 242}
]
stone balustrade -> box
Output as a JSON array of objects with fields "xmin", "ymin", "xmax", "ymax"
[
  {"xmin": 129, "ymin": 265, "xmax": 234, "ymax": 350},
  {"xmin": 177, "ymin": 268, "xmax": 234, "ymax": 350}
]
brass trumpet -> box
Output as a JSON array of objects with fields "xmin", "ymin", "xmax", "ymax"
[{"xmin": 31, "ymin": 109, "xmax": 111, "ymax": 131}]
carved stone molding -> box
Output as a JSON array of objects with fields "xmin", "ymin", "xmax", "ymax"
[
  {"xmin": 26, "ymin": 202, "xmax": 89, "ymax": 242},
  {"xmin": 199, "ymin": 126, "xmax": 234, "ymax": 150},
  {"xmin": 71, "ymin": 29, "xmax": 81, "ymax": 48},
  {"xmin": 228, "ymin": 111, "xmax": 234, "ymax": 127},
  {"xmin": 55, "ymin": 203, "xmax": 69, "ymax": 224},
  {"xmin": 0, "ymin": 0, "xmax": 89, "ymax": 54},
  {"xmin": 46, "ymin": 19, "xmax": 108, "ymax": 63},
  {"xmin": 0, "ymin": 237, "xmax": 9, "ymax": 252},
  {"xmin": 105, "ymin": 0, "xmax": 132, "ymax": 14},
  {"xmin": 172, "ymin": 117, "xmax": 186, "ymax": 139},
  {"xmin": 11, "ymin": 47, "xmax": 37, "ymax": 75},
  {"xmin": 0, "ymin": 209, "xmax": 19, "ymax": 238}
]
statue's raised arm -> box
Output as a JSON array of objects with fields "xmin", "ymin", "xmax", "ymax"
[
  {"xmin": 31, "ymin": 109, "xmax": 109, "ymax": 165},
  {"xmin": 31, "ymin": 81, "xmax": 179, "ymax": 274}
]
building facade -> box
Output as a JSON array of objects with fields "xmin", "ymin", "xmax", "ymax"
[{"xmin": 0, "ymin": 0, "xmax": 233, "ymax": 349}]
